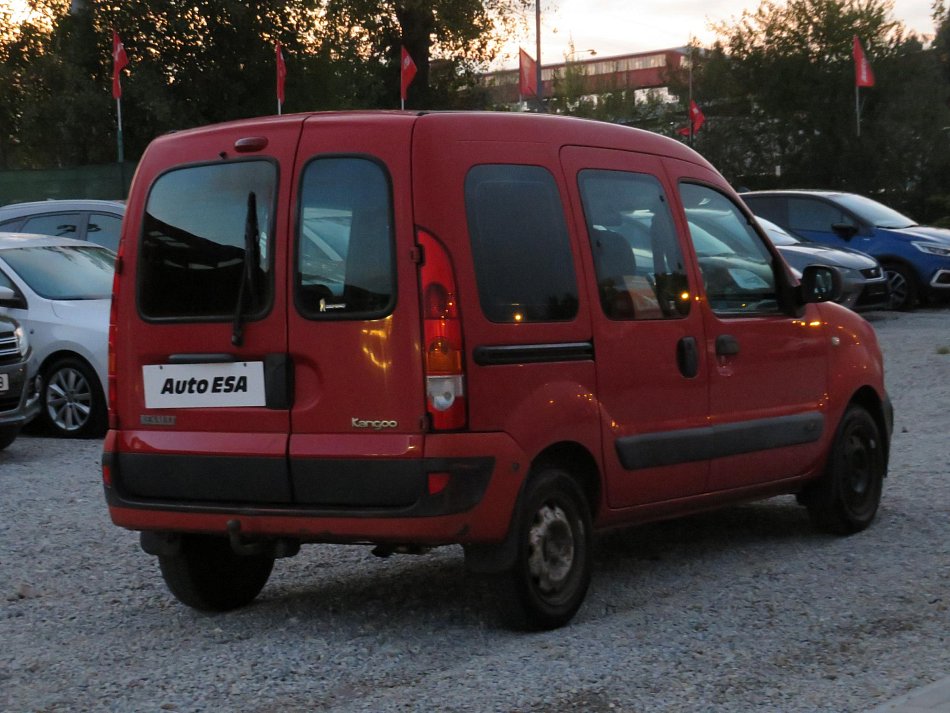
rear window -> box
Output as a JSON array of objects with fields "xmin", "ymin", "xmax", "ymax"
[
  {"xmin": 294, "ymin": 157, "xmax": 395, "ymax": 319},
  {"xmin": 138, "ymin": 160, "xmax": 275, "ymax": 320},
  {"xmin": 465, "ymin": 164, "xmax": 578, "ymax": 323}
]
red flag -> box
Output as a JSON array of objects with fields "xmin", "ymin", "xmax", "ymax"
[
  {"xmin": 689, "ymin": 100, "xmax": 705, "ymax": 132},
  {"xmin": 112, "ymin": 31, "xmax": 128, "ymax": 100},
  {"xmin": 276, "ymin": 42, "xmax": 287, "ymax": 104},
  {"xmin": 853, "ymin": 36, "xmax": 875, "ymax": 87},
  {"xmin": 677, "ymin": 100, "xmax": 706, "ymax": 136},
  {"xmin": 400, "ymin": 46, "xmax": 417, "ymax": 103},
  {"xmin": 519, "ymin": 49, "xmax": 538, "ymax": 97}
]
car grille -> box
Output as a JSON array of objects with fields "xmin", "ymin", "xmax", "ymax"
[
  {"xmin": 0, "ymin": 328, "xmax": 20, "ymax": 366},
  {"xmin": 861, "ymin": 266, "xmax": 883, "ymax": 279}
]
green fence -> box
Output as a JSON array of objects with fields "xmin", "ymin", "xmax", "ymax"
[{"xmin": 0, "ymin": 162, "xmax": 136, "ymax": 205}]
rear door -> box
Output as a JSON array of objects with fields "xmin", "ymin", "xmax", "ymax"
[
  {"xmin": 286, "ymin": 115, "xmax": 426, "ymax": 506},
  {"xmin": 116, "ymin": 118, "xmax": 302, "ymax": 504},
  {"xmin": 561, "ymin": 146, "xmax": 710, "ymax": 508}
]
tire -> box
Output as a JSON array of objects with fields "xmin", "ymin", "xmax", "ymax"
[
  {"xmin": 0, "ymin": 426, "xmax": 19, "ymax": 450},
  {"xmin": 884, "ymin": 263, "xmax": 918, "ymax": 311},
  {"xmin": 40, "ymin": 357, "xmax": 107, "ymax": 438},
  {"xmin": 491, "ymin": 468, "xmax": 592, "ymax": 631},
  {"xmin": 802, "ymin": 405, "xmax": 885, "ymax": 535},
  {"xmin": 158, "ymin": 535, "xmax": 274, "ymax": 612}
]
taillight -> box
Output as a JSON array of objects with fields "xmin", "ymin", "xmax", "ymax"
[
  {"xmin": 107, "ymin": 246, "xmax": 123, "ymax": 429},
  {"xmin": 418, "ymin": 229, "xmax": 466, "ymax": 430}
]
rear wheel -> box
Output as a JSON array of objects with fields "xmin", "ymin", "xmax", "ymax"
[
  {"xmin": 491, "ymin": 468, "xmax": 592, "ymax": 631},
  {"xmin": 158, "ymin": 535, "xmax": 275, "ymax": 612},
  {"xmin": 40, "ymin": 357, "xmax": 107, "ymax": 438},
  {"xmin": 884, "ymin": 263, "xmax": 918, "ymax": 311},
  {"xmin": 802, "ymin": 405, "xmax": 885, "ymax": 535}
]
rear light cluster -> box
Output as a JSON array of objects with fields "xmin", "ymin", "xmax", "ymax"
[{"xmin": 418, "ymin": 229, "xmax": 466, "ymax": 430}]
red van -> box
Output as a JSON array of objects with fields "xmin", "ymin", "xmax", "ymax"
[{"xmin": 103, "ymin": 111, "xmax": 891, "ymax": 630}]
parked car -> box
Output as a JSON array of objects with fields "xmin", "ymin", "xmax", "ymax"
[
  {"xmin": 740, "ymin": 190, "xmax": 950, "ymax": 310},
  {"xmin": 0, "ymin": 199, "xmax": 125, "ymax": 251},
  {"xmin": 103, "ymin": 111, "xmax": 891, "ymax": 630},
  {"xmin": 0, "ymin": 314, "xmax": 39, "ymax": 449},
  {"xmin": 754, "ymin": 216, "xmax": 890, "ymax": 311},
  {"xmin": 0, "ymin": 234, "xmax": 112, "ymax": 438}
]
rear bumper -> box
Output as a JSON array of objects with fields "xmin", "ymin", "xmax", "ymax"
[{"xmin": 102, "ymin": 429, "xmax": 527, "ymax": 545}]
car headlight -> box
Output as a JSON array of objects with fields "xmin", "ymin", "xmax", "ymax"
[
  {"xmin": 912, "ymin": 241, "xmax": 950, "ymax": 257},
  {"xmin": 14, "ymin": 324, "xmax": 28, "ymax": 358}
]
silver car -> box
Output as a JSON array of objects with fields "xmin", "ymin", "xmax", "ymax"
[
  {"xmin": 0, "ymin": 199, "xmax": 125, "ymax": 251},
  {"xmin": 0, "ymin": 234, "xmax": 112, "ymax": 438}
]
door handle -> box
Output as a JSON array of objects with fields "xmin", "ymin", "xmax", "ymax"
[
  {"xmin": 677, "ymin": 336, "xmax": 699, "ymax": 378},
  {"xmin": 716, "ymin": 334, "xmax": 740, "ymax": 357}
]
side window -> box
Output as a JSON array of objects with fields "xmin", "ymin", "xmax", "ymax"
[
  {"xmin": 22, "ymin": 213, "xmax": 81, "ymax": 238},
  {"xmin": 465, "ymin": 165, "xmax": 578, "ymax": 323},
  {"xmin": 87, "ymin": 213, "xmax": 123, "ymax": 251},
  {"xmin": 578, "ymin": 169, "xmax": 690, "ymax": 320},
  {"xmin": 295, "ymin": 157, "xmax": 394, "ymax": 319},
  {"xmin": 743, "ymin": 196, "xmax": 787, "ymax": 225},
  {"xmin": 788, "ymin": 198, "xmax": 850, "ymax": 232},
  {"xmin": 139, "ymin": 160, "xmax": 275, "ymax": 320},
  {"xmin": 680, "ymin": 183, "xmax": 779, "ymax": 315}
]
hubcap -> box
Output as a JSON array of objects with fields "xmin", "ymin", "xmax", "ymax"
[
  {"xmin": 46, "ymin": 367, "xmax": 93, "ymax": 432},
  {"xmin": 886, "ymin": 269, "xmax": 907, "ymax": 309},
  {"xmin": 841, "ymin": 427, "xmax": 877, "ymax": 514},
  {"xmin": 527, "ymin": 503, "xmax": 575, "ymax": 595}
]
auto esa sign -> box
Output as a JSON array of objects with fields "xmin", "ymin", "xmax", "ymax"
[{"xmin": 142, "ymin": 362, "xmax": 266, "ymax": 409}]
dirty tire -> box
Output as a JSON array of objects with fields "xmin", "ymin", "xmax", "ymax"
[
  {"xmin": 0, "ymin": 425, "xmax": 19, "ymax": 450},
  {"xmin": 803, "ymin": 405, "xmax": 885, "ymax": 535},
  {"xmin": 158, "ymin": 535, "xmax": 274, "ymax": 612},
  {"xmin": 41, "ymin": 357, "xmax": 107, "ymax": 438},
  {"xmin": 492, "ymin": 468, "xmax": 592, "ymax": 631}
]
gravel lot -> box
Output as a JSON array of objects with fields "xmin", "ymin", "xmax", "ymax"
[{"xmin": 2, "ymin": 307, "xmax": 948, "ymax": 713}]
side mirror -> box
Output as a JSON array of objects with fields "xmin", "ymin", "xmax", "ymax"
[
  {"xmin": 0, "ymin": 286, "xmax": 26, "ymax": 309},
  {"xmin": 800, "ymin": 264, "xmax": 842, "ymax": 304},
  {"xmin": 831, "ymin": 223, "xmax": 859, "ymax": 240}
]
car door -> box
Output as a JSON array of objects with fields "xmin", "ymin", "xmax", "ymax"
[
  {"xmin": 561, "ymin": 147, "xmax": 710, "ymax": 508},
  {"xmin": 286, "ymin": 116, "xmax": 425, "ymax": 506},
  {"xmin": 675, "ymin": 177, "xmax": 830, "ymax": 490}
]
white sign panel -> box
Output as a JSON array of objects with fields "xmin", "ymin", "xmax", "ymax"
[{"xmin": 143, "ymin": 362, "xmax": 266, "ymax": 409}]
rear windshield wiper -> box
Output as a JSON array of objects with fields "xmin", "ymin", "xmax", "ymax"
[{"xmin": 232, "ymin": 191, "xmax": 259, "ymax": 346}]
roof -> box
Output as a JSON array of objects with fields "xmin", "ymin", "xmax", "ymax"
[{"xmin": 0, "ymin": 232, "xmax": 108, "ymax": 249}]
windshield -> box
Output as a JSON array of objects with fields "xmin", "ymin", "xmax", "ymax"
[
  {"xmin": 834, "ymin": 194, "xmax": 916, "ymax": 229},
  {"xmin": 0, "ymin": 245, "xmax": 115, "ymax": 299},
  {"xmin": 755, "ymin": 217, "xmax": 799, "ymax": 246}
]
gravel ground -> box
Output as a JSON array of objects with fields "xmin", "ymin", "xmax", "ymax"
[{"xmin": 1, "ymin": 307, "xmax": 948, "ymax": 713}]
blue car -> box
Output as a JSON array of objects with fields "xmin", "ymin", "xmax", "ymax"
[{"xmin": 741, "ymin": 190, "xmax": 950, "ymax": 310}]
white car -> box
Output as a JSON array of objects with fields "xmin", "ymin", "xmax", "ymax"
[
  {"xmin": 0, "ymin": 234, "xmax": 112, "ymax": 438},
  {"xmin": 0, "ymin": 199, "xmax": 125, "ymax": 251}
]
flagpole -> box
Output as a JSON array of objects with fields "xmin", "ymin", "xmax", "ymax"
[
  {"xmin": 535, "ymin": 0, "xmax": 543, "ymax": 112},
  {"xmin": 687, "ymin": 40, "xmax": 694, "ymax": 147},
  {"xmin": 116, "ymin": 97, "xmax": 124, "ymax": 163},
  {"xmin": 855, "ymin": 85, "xmax": 861, "ymax": 137}
]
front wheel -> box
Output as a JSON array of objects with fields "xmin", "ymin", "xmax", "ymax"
[
  {"xmin": 158, "ymin": 535, "xmax": 275, "ymax": 612},
  {"xmin": 40, "ymin": 357, "xmax": 107, "ymax": 438},
  {"xmin": 884, "ymin": 263, "xmax": 918, "ymax": 311},
  {"xmin": 491, "ymin": 468, "xmax": 592, "ymax": 631},
  {"xmin": 802, "ymin": 405, "xmax": 885, "ymax": 535}
]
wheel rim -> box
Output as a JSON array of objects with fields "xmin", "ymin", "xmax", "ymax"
[
  {"xmin": 46, "ymin": 366, "xmax": 93, "ymax": 432},
  {"xmin": 839, "ymin": 423, "xmax": 879, "ymax": 517},
  {"xmin": 886, "ymin": 269, "xmax": 907, "ymax": 309},
  {"xmin": 527, "ymin": 502, "xmax": 576, "ymax": 597}
]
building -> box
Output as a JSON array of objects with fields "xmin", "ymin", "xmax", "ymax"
[{"xmin": 480, "ymin": 47, "xmax": 690, "ymax": 108}]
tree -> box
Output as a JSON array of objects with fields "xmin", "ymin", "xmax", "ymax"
[{"xmin": 681, "ymin": 0, "xmax": 950, "ymax": 221}]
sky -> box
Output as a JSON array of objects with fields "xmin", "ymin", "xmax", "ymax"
[{"xmin": 498, "ymin": 0, "xmax": 936, "ymax": 68}]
